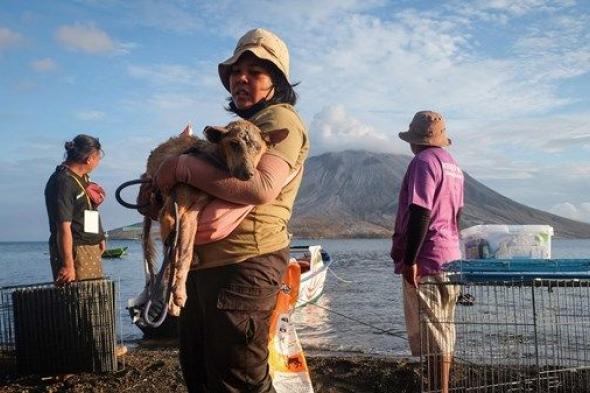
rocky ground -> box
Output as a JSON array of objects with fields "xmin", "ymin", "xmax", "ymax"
[{"xmin": 0, "ymin": 347, "xmax": 421, "ymax": 393}]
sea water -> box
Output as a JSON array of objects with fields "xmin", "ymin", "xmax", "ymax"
[{"xmin": 1, "ymin": 238, "xmax": 589, "ymax": 356}]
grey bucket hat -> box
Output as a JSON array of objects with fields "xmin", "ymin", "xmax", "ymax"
[{"xmin": 218, "ymin": 28, "xmax": 290, "ymax": 92}]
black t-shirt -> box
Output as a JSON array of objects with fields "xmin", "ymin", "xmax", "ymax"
[{"xmin": 44, "ymin": 165, "xmax": 104, "ymax": 246}]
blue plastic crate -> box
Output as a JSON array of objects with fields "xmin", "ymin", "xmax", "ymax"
[{"xmin": 444, "ymin": 259, "xmax": 590, "ymax": 282}]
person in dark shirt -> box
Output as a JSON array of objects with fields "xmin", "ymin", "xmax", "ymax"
[{"xmin": 45, "ymin": 134, "xmax": 106, "ymax": 284}]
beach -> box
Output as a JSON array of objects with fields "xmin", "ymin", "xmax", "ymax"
[{"xmin": 0, "ymin": 346, "xmax": 421, "ymax": 393}]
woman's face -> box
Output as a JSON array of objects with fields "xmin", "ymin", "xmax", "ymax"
[
  {"xmin": 86, "ymin": 150, "xmax": 103, "ymax": 172},
  {"xmin": 229, "ymin": 52, "xmax": 275, "ymax": 110}
]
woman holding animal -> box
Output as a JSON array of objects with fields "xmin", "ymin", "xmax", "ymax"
[{"xmin": 147, "ymin": 28, "xmax": 309, "ymax": 393}]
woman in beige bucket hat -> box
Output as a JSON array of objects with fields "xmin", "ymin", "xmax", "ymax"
[{"xmin": 152, "ymin": 28, "xmax": 309, "ymax": 393}]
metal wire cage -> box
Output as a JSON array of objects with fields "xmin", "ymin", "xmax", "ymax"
[
  {"xmin": 0, "ymin": 279, "xmax": 122, "ymax": 374},
  {"xmin": 419, "ymin": 277, "xmax": 590, "ymax": 393}
]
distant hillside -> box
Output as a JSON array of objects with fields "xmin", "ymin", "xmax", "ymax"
[
  {"xmin": 108, "ymin": 150, "xmax": 590, "ymax": 239},
  {"xmin": 107, "ymin": 223, "xmax": 144, "ymax": 240}
]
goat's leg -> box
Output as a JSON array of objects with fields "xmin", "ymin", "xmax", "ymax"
[
  {"xmin": 142, "ymin": 217, "xmax": 157, "ymax": 279},
  {"xmin": 169, "ymin": 190, "xmax": 210, "ymax": 315},
  {"xmin": 168, "ymin": 205, "xmax": 198, "ymax": 316},
  {"xmin": 158, "ymin": 195, "xmax": 178, "ymax": 317},
  {"xmin": 159, "ymin": 196, "xmax": 176, "ymax": 248}
]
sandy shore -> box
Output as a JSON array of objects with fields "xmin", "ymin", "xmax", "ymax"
[{"xmin": 0, "ymin": 346, "xmax": 421, "ymax": 393}]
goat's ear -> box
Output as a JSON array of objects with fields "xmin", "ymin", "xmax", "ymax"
[
  {"xmin": 180, "ymin": 123, "xmax": 193, "ymax": 136},
  {"xmin": 203, "ymin": 126, "xmax": 228, "ymax": 143},
  {"xmin": 262, "ymin": 128, "xmax": 289, "ymax": 145}
]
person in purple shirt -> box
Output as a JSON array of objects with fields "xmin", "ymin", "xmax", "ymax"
[{"xmin": 391, "ymin": 110, "xmax": 464, "ymax": 393}]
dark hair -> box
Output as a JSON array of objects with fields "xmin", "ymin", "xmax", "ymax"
[
  {"xmin": 266, "ymin": 63, "xmax": 298, "ymax": 106},
  {"xmin": 64, "ymin": 134, "xmax": 102, "ymax": 163},
  {"xmin": 226, "ymin": 59, "xmax": 299, "ymax": 115}
]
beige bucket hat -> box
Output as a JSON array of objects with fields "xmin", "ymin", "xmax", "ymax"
[
  {"xmin": 218, "ymin": 28, "xmax": 290, "ymax": 92},
  {"xmin": 398, "ymin": 110, "xmax": 452, "ymax": 147}
]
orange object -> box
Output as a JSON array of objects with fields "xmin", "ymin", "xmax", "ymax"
[{"xmin": 268, "ymin": 261, "xmax": 314, "ymax": 392}]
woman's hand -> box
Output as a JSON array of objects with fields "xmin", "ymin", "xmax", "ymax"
[
  {"xmin": 153, "ymin": 156, "xmax": 180, "ymax": 194},
  {"xmin": 402, "ymin": 264, "xmax": 419, "ymax": 288},
  {"xmin": 56, "ymin": 264, "xmax": 76, "ymax": 285},
  {"xmin": 137, "ymin": 179, "xmax": 162, "ymax": 220}
]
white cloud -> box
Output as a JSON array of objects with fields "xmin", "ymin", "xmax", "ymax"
[
  {"xmin": 55, "ymin": 23, "xmax": 128, "ymax": 54},
  {"xmin": 77, "ymin": 1, "xmax": 588, "ymax": 118},
  {"xmin": 30, "ymin": 57, "xmax": 58, "ymax": 72},
  {"xmin": 452, "ymin": 0, "xmax": 576, "ymax": 22},
  {"xmin": 117, "ymin": 0, "xmax": 383, "ymax": 34},
  {"xmin": 0, "ymin": 26, "xmax": 24, "ymax": 50},
  {"xmin": 272, "ymin": 7, "xmax": 574, "ymax": 122},
  {"xmin": 512, "ymin": 14, "xmax": 590, "ymax": 83},
  {"xmin": 544, "ymin": 135, "xmax": 590, "ymax": 152},
  {"xmin": 460, "ymin": 158, "xmax": 539, "ymax": 181},
  {"xmin": 76, "ymin": 110, "xmax": 105, "ymax": 121},
  {"xmin": 430, "ymin": 110, "xmax": 590, "ymax": 213},
  {"xmin": 469, "ymin": 159, "xmax": 590, "ymax": 218},
  {"xmin": 550, "ymin": 202, "xmax": 590, "ymax": 224},
  {"xmin": 448, "ymin": 113, "xmax": 590, "ymax": 155},
  {"xmin": 309, "ymin": 106, "xmax": 394, "ymax": 155},
  {"xmin": 545, "ymin": 163, "xmax": 590, "ymax": 180}
]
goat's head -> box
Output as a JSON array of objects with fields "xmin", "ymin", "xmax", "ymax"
[{"xmin": 204, "ymin": 119, "xmax": 289, "ymax": 181}]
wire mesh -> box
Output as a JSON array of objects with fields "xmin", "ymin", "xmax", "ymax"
[
  {"xmin": 0, "ymin": 284, "xmax": 16, "ymax": 372},
  {"xmin": 0, "ymin": 279, "xmax": 123, "ymax": 374},
  {"xmin": 420, "ymin": 279, "xmax": 590, "ymax": 393}
]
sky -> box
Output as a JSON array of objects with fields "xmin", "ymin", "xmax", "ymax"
[{"xmin": 1, "ymin": 0, "xmax": 589, "ymax": 241}]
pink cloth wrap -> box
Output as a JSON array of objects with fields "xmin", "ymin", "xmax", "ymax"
[
  {"xmin": 178, "ymin": 153, "xmax": 292, "ymax": 245},
  {"xmin": 195, "ymin": 200, "xmax": 253, "ymax": 245}
]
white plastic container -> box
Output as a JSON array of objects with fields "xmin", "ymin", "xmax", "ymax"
[{"xmin": 461, "ymin": 225, "xmax": 554, "ymax": 260}]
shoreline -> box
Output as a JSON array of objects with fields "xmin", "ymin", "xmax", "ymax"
[{"xmin": 0, "ymin": 346, "xmax": 421, "ymax": 393}]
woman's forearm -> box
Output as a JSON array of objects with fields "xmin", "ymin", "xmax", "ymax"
[
  {"xmin": 176, "ymin": 153, "xmax": 290, "ymax": 205},
  {"xmin": 57, "ymin": 222, "xmax": 75, "ymax": 268}
]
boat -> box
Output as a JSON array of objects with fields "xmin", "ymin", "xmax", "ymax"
[
  {"xmin": 127, "ymin": 244, "xmax": 332, "ymax": 338},
  {"xmin": 290, "ymin": 245, "xmax": 331, "ymax": 308},
  {"xmin": 102, "ymin": 247, "xmax": 128, "ymax": 258}
]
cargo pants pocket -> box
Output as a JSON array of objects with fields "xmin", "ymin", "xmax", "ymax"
[
  {"xmin": 217, "ymin": 284, "xmax": 278, "ymax": 343},
  {"xmin": 213, "ymin": 285, "xmax": 279, "ymax": 391}
]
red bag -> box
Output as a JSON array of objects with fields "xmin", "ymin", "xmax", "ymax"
[{"xmin": 86, "ymin": 182, "xmax": 106, "ymax": 206}]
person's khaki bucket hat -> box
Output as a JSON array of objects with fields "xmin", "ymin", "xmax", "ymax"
[
  {"xmin": 218, "ymin": 28, "xmax": 290, "ymax": 92},
  {"xmin": 398, "ymin": 110, "xmax": 452, "ymax": 147}
]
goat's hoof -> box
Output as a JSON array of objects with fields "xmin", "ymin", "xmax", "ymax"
[
  {"xmin": 168, "ymin": 303, "xmax": 182, "ymax": 317},
  {"xmin": 173, "ymin": 294, "xmax": 187, "ymax": 309}
]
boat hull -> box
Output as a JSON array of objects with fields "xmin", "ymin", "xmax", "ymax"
[{"xmin": 102, "ymin": 247, "xmax": 128, "ymax": 258}]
